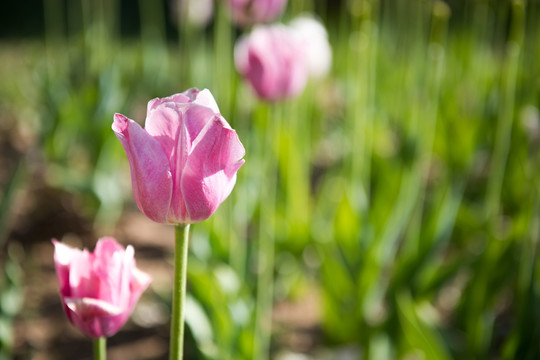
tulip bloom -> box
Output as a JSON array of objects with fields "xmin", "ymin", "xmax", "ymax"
[
  {"xmin": 172, "ymin": 0, "xmax": 214, "ymax": 28},
  {"xmin": 235, "ymin": 24, "xmax": 308, "ymax": 101},
  {"xmin": 53, "ymin": 237, "xmax": 152, "ymax": 338},
  {"xmin": 289, "ymin": 16, "xmax": 332, "ymax": 79},
  {"xmin": 113, "ymin": 89, "xmax": 245, "ymax": 224},
  {"xmin": 225, "ymin": 0, "xmax": 288, "ymax": 27}
]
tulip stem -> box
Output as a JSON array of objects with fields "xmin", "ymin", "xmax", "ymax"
[
  {"xmin": 93, "ymin": 337, "xmax": 106, "ymax": 360},
  {"xmin": 170, "ymin": 224, "xmax": 190, "ymax": 360}
]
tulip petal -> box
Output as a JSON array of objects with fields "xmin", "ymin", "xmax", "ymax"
[
  {"xmin": 184, "ymin": 104, "xmax": 221, "ymax": 141},
  {"xmin": 234, "ymin": 35, "xmax": 250, "ymax": 75},
  {"xmin": 146, "ymin": 103, "xmax": 190, "ymax": 161},
  {"xmin": 64, "ymin": 297, "xmax": 124, "ymax": 318},
  {"xmin": 147, "ymin": 93, "xmax": 191, "ymax": 113},
  {"xmin": 181, "ymin": 115, "xmax": 246, "ymax": 222},
  {"xmin": 129, "ymin": 267, "xmax": 152, "ymax": 311},
  {"xmin": 53, "ymin": 238, "xmax": 151, "ymax": 338},
  {"xmin": 53, "ymin": 239, "xmax": 77, "ymax": 297},
  {"xmin": 236, "ymin": 24, "xmax": 308, "ymax": 101},
  {"xmin": 144, "ymin": 104, "xmax": 191, "ymax": 221},
  {"xmin": 190, "ymin": 88, "xmax": 220, "ymax": 114},
  {"xmin": 247, "ymin": 29, "xmax": 282, "ymax": 99},
  {"xmin": 113, "ymin": 113, "xmax": 173, "ymax": 223},
  {"xmin": 93, "ymin": 238, "xmax": 132, "ymax": 306},
  {"xmin": 69, "ymin": 248, "xmax": 100, "ymax": 300},
  {"xmin": 145, "ymin": 101, "xmax": 222, "ymax": 223},
  {"xmin": 131, "ymin": 267, "xmax": 153, "ymax": 296},
  {"xmin": 64, "ymin": 297, "xmax": 125, "ymax": 338}
]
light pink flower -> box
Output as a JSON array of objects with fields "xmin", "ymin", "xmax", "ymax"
[
  {"xmin": 289, "ymin": 16, "xmax": 332, "ymax": 79},
  {"xmin": 235, "ymin": 24, "xmax": 308, "ymax": 101},
  {"xmin": 171, "ymin": 0, "xmax": 214, "ymax": 28},
  {"xmin": 225, "ymin": 0, "xmax": 288, "ymax": 27},
  {"xmin": 52, "ymin": 237, "xmax": 152, "ymax": 338},
  {"xmin": 113, "ymin": 88, "xmax": 245, "ymax": 224}
]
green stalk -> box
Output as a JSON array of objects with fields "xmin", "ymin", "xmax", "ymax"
[
  {"xmin": 253, "ymin": 103, "xmax": 279, "ymax": 360},
  {"xmin": 0, "ymin": 160, "xmax": 24, "ymax": 250},
  {"xmin": 93, "ymin": 337, "xmax": 106, "ymax": 360},
  {"xmin": 170, "ymin": 224, "xmax": 191, "ymax": 360},
  {"xmin": 138, "ymin": 0, "xmax": 169, "ymax": 87},
  {"xmin": 177, "ymin": 0, "xmax": 192, "ymax": 87},
  {"xmin": 284, "ymin": 98, "xmax": 310, "ymax": 248},
  {"xmin": 213, "ymin": 1, "xmax": 234, "ymax": 115},
  {"xmin": 349, "ymin": 0, "xmax": 379, "ymax": 215},
  {"xmin": 465, "ymin": 1, "xmax": 524, "ymax": 356},
  {"xmin": 402, "ymin": 0, "xmax": 449, "ymax": 257},
  {"xmin": 356, "ymin": 4, "xmax": 449, "ymax": 346},
  {"xmin": 484, "ymin": 0, "xmax": 524, "ymax": 220}
]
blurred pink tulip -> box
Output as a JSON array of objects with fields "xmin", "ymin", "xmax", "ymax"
[
  {"xmin": 113, "ymin": 89, "xmax": 245, "ymax": 224},
  {"xmin": 235, "ymin": 24, "xmax": 308, "ymax": 101},
  {"xmin": 53, "ymin": 237, "xmax": 152, "ymax": 338},
  {"xmin": 290, "ymin": 16, "xmax": 332, "ymax": 79},
  {"xmin": 171, "ymin": 0, "xmax": 214, "ymax": 28},
  {"xmin": 225, "ymin": 0, "xmax": 287, "ymax": 27}
]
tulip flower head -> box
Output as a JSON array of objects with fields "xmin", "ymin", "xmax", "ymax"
[
  {"xmin": 235, "ymin": 24, "xmax": 308, "ymax": 101},
  {"xmin": 225, "ymin": 0, "xmax": 288, "ymax": 27},
  {"xmin": 113, "ymin": 89, "xmax": 245, "ymax": 224},
  {"xmin": 289, "ymin": 16, "xmax": 332, "ymax": 79},
  {"xmin": 52, "ymin": 237, "xmax": 152, "ymax": 338},
  {"xmin": 172, "ymin": 0, "xmax": 214, "ymax": 28}
]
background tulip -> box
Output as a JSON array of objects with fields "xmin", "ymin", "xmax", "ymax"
[
  {"xmin": 289, "ymin": 16, "xmax": 332, "ymax": 79},
  {"xmin": 113, "ymin": 88, "xmax": 245, "ymax": 225},
  {"xmin": 171, "ymin": 0, "xmax": 214, "ymax": 28},
  {"xmin": 53, "ymin": 237, "xmax": 152, "ymax": 339},
  {"xmin": 234, "ymin": 24, "xmax": 308, "ymax": 101},
  {"xmin": 225, "ymin": 0, "xmax": 288, "ymax": 27}
]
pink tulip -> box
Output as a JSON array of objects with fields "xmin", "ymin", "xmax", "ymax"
[
  {"xmin": 112, "ymin": 89, "xmax": 245, "ymax": 224},
  {"xmin": 289, "ymin": 16, "xmax": 332, "ymax": 79},
  {"xmin": 171, "ymin": 0, "xmax": 214, "ymax": 28},
  {"xmin": 225, "ymin": 0, "xmax": 288, "ymax": 27},
  {"xmin": 235, "ymin": 24, "xmax": 308, "ymax": 101},
  {"xmin": 52, "ymin": 237, "xmax": 152, "ymax": 338}
]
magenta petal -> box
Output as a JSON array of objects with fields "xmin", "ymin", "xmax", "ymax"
[
  {"xmin": 69, "ymin": 249, "xmax": 99, "ymax": 300},
  {"xmin": 64, "ymin": 297, "xmax": 125, "ymax": 338},
  {"xmin": 181, "ymin": 88, "xmax": 201, "ymax": 101},
  {"xmin": 234, "ymin": 36, "xmax": 250, "ymax": 75},
  {"xmin": 144, "ymin": 104, "xmax": 191, "ymax": 222},
  {"xmin": 53, "ymin": 238, "xmax": 152, "ymax": 338},
  {"xmin": 184, "ymin": 104, "xmax": 220, "ymax": 141},
  {"xmin": 226, "ymin": 0, "xmax": 287, "ymax": 26},
  {"xmin": 190, "ymin": 89, "xmax": 220, "ymax": 114},
  {"xmin": 235, "ymin": 24, "xmax": 308, "ymax": 101},
  {"xmin": 147, "ymin": 93, "xmax": 191, "ymax": 113},
  {"xmin": 247, "ymin": 29, "xmax": 282, "ymax": 99},
  {"xmin": 113, "ymin": 88, "xmax": 245, "ymax": 225},
  {"xmin": 145, "ymin": 103, "xmax": 187, "ymax": 161},
  {"xmin": 64, "ymin": 297, "xmax": 123, "ymax": 318},
  {"xmin": 93, "ymin": 238, "xmax": 132, "ymax": 306},
  {"xmin": 52, "ymin": 239, "xmax": 76, "ymax": 297},
  {"xmin": 181, "ymin": 115, "xmax": 246, "ymax": 222},
  {"xmin": 113, "ymin": 113, "xmax": 173, "ymax": 223},
  {"xmin": 129, "ymin": 267, "xmax": 152, "ymax": 310}
]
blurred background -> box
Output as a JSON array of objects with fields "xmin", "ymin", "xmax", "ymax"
[{"xmin": 1, "ymin": 0, "xmax": 540, "ymax": 359}]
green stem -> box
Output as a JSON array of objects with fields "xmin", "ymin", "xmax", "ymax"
[
  {"xmin": 484, "ymin": 0, "xmax": 523, "ymax": 221},
  {"xmin": 213, "ymin": 1, "xmax": 234, "ymax": 115},
  {"xmin": 253, "ymin": 103, "xmax": 278, "ymax": 360},
  {"xmin": 170, "ymin": 224, "xmax": 190, "ymax": 360},
  {"xmin": 93, "ymin": 337, "xmax": 106, "ymax": 360}
]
